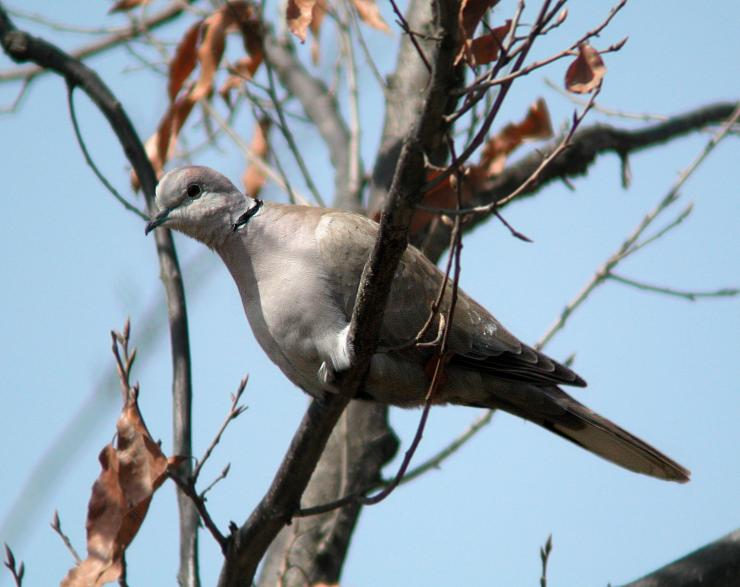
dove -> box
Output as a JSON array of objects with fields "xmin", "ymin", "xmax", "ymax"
[{"xmin": 146, "ymin": 165, "xmax": 689, "ymax": 483}]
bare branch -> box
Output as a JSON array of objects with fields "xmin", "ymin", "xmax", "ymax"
[
  {"xmin": 415, "ymin": 101, "xmax": 740, "ymax": 262},
  {"xmin": 192, "ymin": 377, "xmax": 248, "ymax": 483},
  {"xmin": 263, "ymin": 49, "xmax": 326, "ymax": 207},
  {"xmin": 456, "ymin": 0, "xmax": 627, "ymax": 99},
  {"xmin": 620, "ymin": 529, "xmax": 740, "ymax": 587},
  {"xmin": 168, "ymin": 471, "xmax": 228, "ymax": 552},
  {"xmin": 395, "ymin": 409, "xmax": 494, "ymax": 485},
  {"xmin": 418, "ymin": 82, "xmax": 603, "ymax": 217},
  {"xmin": 0, "ymin": 0, "xmax": 193, "ymax": 83},
  {"xmin": 66, "ymin": 84, "xmax": 149, "ymax": 220},
  {"xmin": 544, "ymin": 77, "xmax": 668, "ymax": 122},
  {"xmin": 538, "ymin": 102, "xmax": 740, "ymax": 349},
  {"xmin": 3, "ymin": 544, "xmax": 24, "ymax": 587},
  {"xmin": 540, "ymin": 534, "xmax": 553, "ymax": 587},
  {"xmin": 608, "ymin": 274, "xmax": 739, "ymax": 302},
  {"xmin": 50, "ymin": 511, "xmax": 81, "ymax": 564}
]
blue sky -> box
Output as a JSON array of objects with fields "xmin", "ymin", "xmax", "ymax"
[{"xmin": 1, "ymin": 1, "xmax": 738, "ymax": 586}]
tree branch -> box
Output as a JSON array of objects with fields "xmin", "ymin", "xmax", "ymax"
[
  {"xmin": 482, "ymin": 101, "xmax": 738, "ymax": 207},
  {"xmin": 0, "ymin": 6, "xmax": 199, "ymax": 586},
  {"xmin": 0, "ymin": 0, "xmax": 192, "ymax": 83},
  {"xmin": 421, "ymin": 100, "xmax": 739, "ymax": 261},
  {"xmin": 620, "ymin": 529, "xmax": 740, "ymax": 587}
]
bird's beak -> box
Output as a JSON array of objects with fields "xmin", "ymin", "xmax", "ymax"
[{"xmin": 145, "ymin": 208, "xmax": 170, "ymax": 235}]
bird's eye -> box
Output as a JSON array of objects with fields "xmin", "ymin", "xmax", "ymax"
[{"xmin": 187, "ymin": 184, "xmax": 202, "ymax": 199}]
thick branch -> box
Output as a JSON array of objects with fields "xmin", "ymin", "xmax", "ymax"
[
  {"xmin": 256, "ymin": 402, "xmax": 397, "ymax": 587},
  {"xmin": 421, "ymin": 101, "xmax": 738, "ymax": 260},
  {"xmin": 0, "ymin": 6, "xmax": 199, "ymax": 586},
  {"xmin": 620, "ymin": 529, "xmax": 740, "ymax": 587},
  {"xmin": 263, "ymin": 35, "xmax": 360, "ymax": 210},
  {"xmin": 482, "ymin": 101, "xmax": 738, "ymax": 206}
]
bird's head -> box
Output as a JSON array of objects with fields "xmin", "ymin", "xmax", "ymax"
[{"xmin": 145, "ymin": 166, "xmax": 259, "ymax": 248}]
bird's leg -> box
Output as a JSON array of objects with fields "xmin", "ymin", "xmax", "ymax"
[
  {"xmin": 317, "ymin": 323, "xmax": 357, "ymax": 393},
  {"xmin": 318, "ymin": 360, "xmax": 340, "ymax": 392}
]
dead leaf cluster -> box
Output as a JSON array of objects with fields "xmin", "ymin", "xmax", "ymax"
[
  {"xmin": 61, "ymin": 328, "xmax": 179, "ymax": 587},
  {"xmin": 286, "ymin": 0, "xmax": 388, "ymax": 45},
  {"xmin": 134, "ymin": 2, "xmax": 264, "ymax": 186}
]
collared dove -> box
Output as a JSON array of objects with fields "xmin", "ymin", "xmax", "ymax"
[{"xmin": 146, "ymin": 165, "xmax": 689, "ymax": 483}]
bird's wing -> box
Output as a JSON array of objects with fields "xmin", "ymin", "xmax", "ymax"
[{"xmin": 315, "ymin": 211, "xmax": 585, "ymax": 388}]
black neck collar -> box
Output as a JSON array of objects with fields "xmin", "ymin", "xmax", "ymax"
[{"xmin": 232, "ymin": 199, "xmax": 263, "ymax": 232}]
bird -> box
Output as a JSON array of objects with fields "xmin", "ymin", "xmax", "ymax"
[{"xmin": 146, "ymin": 165, "xmax": 690, "ymax": 483}]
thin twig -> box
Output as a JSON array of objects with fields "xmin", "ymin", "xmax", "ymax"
[
  {"xmin": 168, "ymin": 472, "xmax": 228, "ymax": 552},
  {"xmin": 538, "ymin": 102, "xmax": 740, "ymax": 349},
  {"xmin": 339, "ymin": 12, "xmax": 363, "ymax": 205},
  {"xmin": 200, "ymin": 99, "xmax": 310, "ymax": 204},
  {"xmin": 419, "ymin": 83, "xmax": 602, "ymax": 217},
  {"xmin": 192, "ymin": 377, "xmax": 248, "ymax": 483},
  {"xmin": 618, "ymin": 203, "xmax": 692, "ymax": 260},
  {"xmin": 8, "ymin": 7, "xmax": 123, "ymax": 34},
  {"xmin": 3, "ymin": 544, "xmax": 24, "ymax": 587},
  {"xmin": 0, "ymin": 76, "xmax": 29, "ymax": 112},
  {"xmin": 201, "ymin": 464, "xmax": 231, "ymax": 499},
  {"xmin": 350, "ymin": 6, "xmax": 387, "ymax": 91},
  {"xmin": 457, "ymin": 0, "xmax": 627, "ymax": 98},
  {"xmin": 422, "ymin": 0, "xmax": 557, "ymax": 194},
  {"xmin": 66, "ymin": 83, "xmax": 149, "ymax": 221},
  {"xmin": 263, "ymin": 56, "xmax": 326, "ymax": 206},
  {"xmin": 608, "ymin": 274, "xmax": 739, "ymax": 302},
  {"xmin": 544, "ymin": 77, "xmax": 668, "ymax": 122},
  {"xmin": 0, "ymin": 0, "xmax": 193, "ymax": 82},
  {"xmin": 50, "ymin": 511, "xmax": 82, "ymax": 564},
  {"xmin": 540, "ymin": 534, "xmax": 553, "ymax": 587},
  {"xmin": 388, "ymin": 0, "xmax": 431, "ymax": 73},
  {"xmin": 398, "ymin": 410, "xmax": 494, "ymax": 485}
]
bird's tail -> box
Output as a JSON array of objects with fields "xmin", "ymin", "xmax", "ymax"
[{"xmin": 488, "ymin": 385, "xmax": 690, "ymax": 483}]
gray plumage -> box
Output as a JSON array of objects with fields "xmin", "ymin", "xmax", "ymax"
[{"xmin": 146, "ymin": 165, "xmax": 690, "ymax": 483}]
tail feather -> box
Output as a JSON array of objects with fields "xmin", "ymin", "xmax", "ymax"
[{"xmin": 491, "ymin": 385, "xmax": 690, "ymax": 483}]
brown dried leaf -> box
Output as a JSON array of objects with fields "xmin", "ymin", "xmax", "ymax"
[
  {"xmin": 456, "ymin": 0, "xmax": 500, "ymax": 65},
  {"xmin": 242, "ymin": 118, "xmax": 271, "ymax": 196},
  {"xmin": 309, "ymin": 0, "xmax": 327, "ymax": 64},
  {"xmin": 191, "ymin": 2, "xmax": 260, "ymax": 101},
  {"xmin": 516, "ymin": 97, "xmax": 553, "ymax": 140},
  {"xmin": 351, "ymin": 0, "xmax": 390, "ymax": 32},
  {"xmin": 565, "ymin": 42, "xmax": 606, "ymax": 94},
  {"xmin": 479, "ymin": 97, "xmax": 553, "ymax": 175},
  {"xmin": 61, "ymin": 392, "xmax": 170, "ymax": 587},
  {"xmin": 219, "ymin": 56, "xmax": 263, "ymax": 99},
  {"xmin": 287, "ymin": 0, "xmax": 317, "ymax": 42},
  {"xmin": 168, "ymin": 21, "xmax": 202, "ymax": 102},
  {"xmin": 219, "ymin": 8, "xmax": 265, "ymax": 99},
  {"xmin": 133, "ymin": 94, "xmax": 196, "ymax": 188},
  {"xmin": 191, "ymin": 13, "xmax": 229, "ymax": 101},
  {"xmin": 468, "ymin": 20, "xmax": 511, "ymax": 66},
  {"xmin": 109, "ymin": 0, "xmax": 149, "ymax": 13}
]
